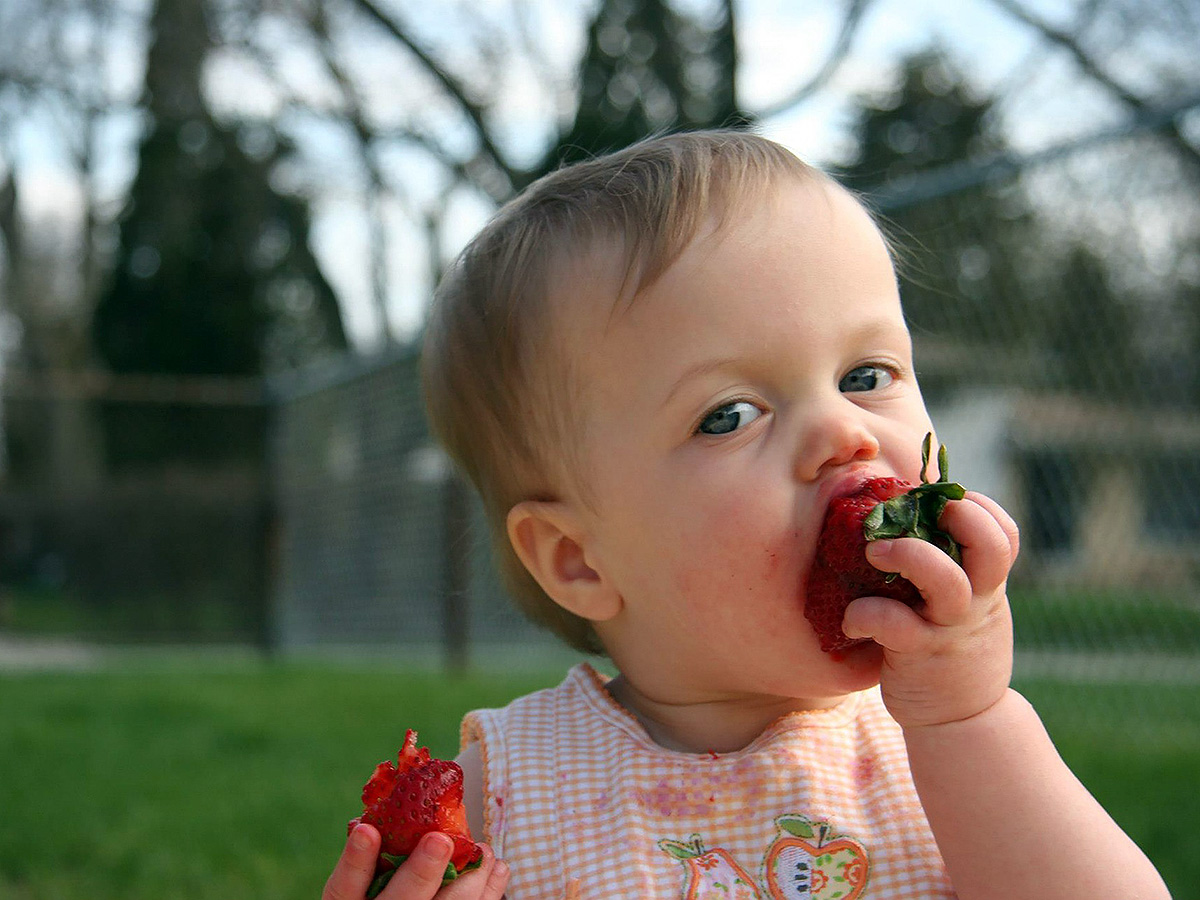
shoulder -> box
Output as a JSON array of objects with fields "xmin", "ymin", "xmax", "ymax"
[
  {"xmin": 462, "ymin": 662, "xmax": 608, "ymax": 745},
  {"xmin": 455, "ymin": 740, "xmax": 486, "ymax": 840},
  {"xmin": 456, "ymin": 663, "xmax": 607, "ymax": 842}
]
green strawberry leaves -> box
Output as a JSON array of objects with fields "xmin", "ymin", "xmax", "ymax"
[{"xmin": 863, "ymin": 433, "xmax": 966, "ymax": 570}]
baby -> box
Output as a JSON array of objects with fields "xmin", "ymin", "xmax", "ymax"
[{"xmin": 323, "ymin": 130, "xmax": 1168, "ymax": 900}]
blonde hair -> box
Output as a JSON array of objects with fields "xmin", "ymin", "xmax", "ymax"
[{"xmin": 422, "ymin": 129, "xmax": 823, "ymax": 653}]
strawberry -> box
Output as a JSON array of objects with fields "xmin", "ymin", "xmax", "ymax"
[
  {"xmin": 348, "ymin": 730, "xmax": 483, "ymax": 897},
  {"xmin": 805, "ymin": 434, "xmax": 966, "ymax": 653}
]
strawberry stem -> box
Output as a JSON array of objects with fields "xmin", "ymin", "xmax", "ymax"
[{"xmin": 864, "ymin": 433, "xmax": 965, "ymax": 563}]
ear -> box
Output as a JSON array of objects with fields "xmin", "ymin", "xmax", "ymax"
[{"xmin": 506, "ymin": 500, "xmax": 622, "ymax": 623}]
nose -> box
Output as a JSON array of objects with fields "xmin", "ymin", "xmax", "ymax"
[{"xmin": 794, "ymin": 406, "xmax": 880, "ymax": 482}]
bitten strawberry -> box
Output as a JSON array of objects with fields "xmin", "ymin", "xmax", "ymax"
[
  {"xmin": 805, "ymin": 434, "xmax": 966, "ymax": 653},
  {"xmin": 348, "ymin": 730, "xmax": 483, "ymax": 898}
]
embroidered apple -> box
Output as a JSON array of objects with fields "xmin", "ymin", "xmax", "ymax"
[
  {"xmin": 659, "ymin": 835, "xmax": 763, "ymax": 900},
  {"xmin": 762, "ymin": 815, "xmax": 869, "ymax": 900}
]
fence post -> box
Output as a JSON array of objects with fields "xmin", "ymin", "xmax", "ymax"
[
  {"xmin": 441, "ymin": 472, "xmax": 471, "ymax": 673},
  {"xmin": 256, "ymin": 386, "xmax": 280, "ymax": 658}
]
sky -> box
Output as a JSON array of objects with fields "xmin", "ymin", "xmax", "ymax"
[
  {"xmin": 306, "ymin": 0, "xmax": 1104, "ymax": 347},
  {"xmin": 7, "ymin": 0, "xmax": 1190, "ymax": 353}
]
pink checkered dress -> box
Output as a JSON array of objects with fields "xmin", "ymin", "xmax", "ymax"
[{"xmin": 461, "ymin": 663, "xmax": 954, "ymax": 900}]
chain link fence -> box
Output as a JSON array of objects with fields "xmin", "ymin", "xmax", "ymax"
[
  {"xmin": 0, "ymin": 374, "xmax": 272, "ymax": 645},
  {"xmin": 2, "ymin": 102, "xmax": 1198, "ymax": 675},
  {"xmin": 271, "ymin": 103, "xmax": 1200, "ymax": 672},
  {"xmin": 268, "ymin": 351, "xmax": 564, "ymax": 666}
]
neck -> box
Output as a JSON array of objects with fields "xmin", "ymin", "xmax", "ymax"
[{"xmin": 602, "ymin": 671, "xmax": 847, "ymax": 755}]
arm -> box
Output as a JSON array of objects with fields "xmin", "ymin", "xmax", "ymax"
[
  {"xmin": 905, "ymin": 688, "xmax": 1166, "ymax": 899},
  {"xmin": 456, "ymin": 742, "xmax": 487, "ymax": 844},
  {"xmin": 843, "ymin": 491, "xmax": 1169, "ymax": 900}
]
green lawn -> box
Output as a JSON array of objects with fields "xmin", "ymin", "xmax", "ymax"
[{"xmin": 1, "ymin": 658, "xmax": 1196, "ymax": 899}]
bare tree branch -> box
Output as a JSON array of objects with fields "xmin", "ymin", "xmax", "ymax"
[
  {"xmin": 751, "ymin": 0, "xmax": 874, "ymax": 120},
  {"xmin": 987, "ymin": 0, "xmax": 1200, "ymax": 173},
  {"xmin": 309, "ymin": 0, "xmax": 395, "ymax": 343},
  {"xmin": 511, "ymin": 0, "xmax": 568, "ymax": 105},
  {"xmin": 343, "ymin": 0, "xmax": 519, "ymax": 195}
]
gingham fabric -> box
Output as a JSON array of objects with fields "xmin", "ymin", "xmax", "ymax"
[{"xmin": 461, "ymin": 663, "xmax": 954, "ymax": 900}]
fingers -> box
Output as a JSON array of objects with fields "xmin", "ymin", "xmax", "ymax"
[
  {"xmin": 865, "ymin": 537, "xmax": 971, "ymax": 627},
  {"xmin": 856, "ymin": 491, "xmax": 1018, "ymax": 728},
  {"xmin": 324, "ymin": 825, "xmax": 508, "ymax": 900},
  {"xmin": 439, "ymin": 845, "xmax": 509, "ymax": 900},
  {"xmin": 378, "ymin": 837, "xmax": 509, "ymax": 900},
  {"xmin": 323, "ymin": 824, "xmax": 381, "ymax": 900},
  {"xmin": 865, "ymin": 493, "xmax": 1017, "ymax": 612},
  {"xmin": 843, "ymin": 594, "xmax": 932, "ymax": 653},
  {"xmin": 483, "ymin": 857, "xmax": 511, "ymax": 900},
  {"xmin": 378, "ymin": 833, "xmax": 457, "ymax": 899},
  {"xmin": 964, "ymin": 490, "xmax": 1020, "ymax": 562},
  {"xmin": 940, "ymin": 492, "xmax": 1019, "ymax": 593},
  {"xmin": 853, "ymin": 493, "xmax": 1018, "ymax": 642}
]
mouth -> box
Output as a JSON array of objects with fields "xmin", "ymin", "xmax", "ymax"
[{"xmin": 818, "ymin": 467, "xmax": 877, "ymax": 509}]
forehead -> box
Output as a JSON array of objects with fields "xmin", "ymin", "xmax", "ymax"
[
  {"xmin": 555, "ymin": 177, "xmax": 902, "ymax": 401},
  {"xmin": 554, "ymin": 177, "xmax": 892, "ymax": 334}
]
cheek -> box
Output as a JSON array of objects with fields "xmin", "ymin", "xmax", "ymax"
[{"xmin": 665, "ymin": 495, "xmax": 806, "ymax": 604}]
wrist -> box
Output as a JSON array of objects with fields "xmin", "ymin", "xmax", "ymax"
[
  {"xmin": 899, "ymin": 687, "xmax": 1031, "ymax": 748},
  {"xmin": 894, "ymin": 683, "xmax": 1017, "ymax": 734}
]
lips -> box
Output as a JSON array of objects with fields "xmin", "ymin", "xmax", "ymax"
[{"xmin": 818, "ymin": 467, "xmax": 885, "ymax": 510}]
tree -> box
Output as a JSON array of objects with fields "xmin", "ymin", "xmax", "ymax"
[
  {"xmin": 90, "ymin": 0, "xmax": 347, "ymax": 468},
  {"xmin": 837, "ymin": 47, "xmax": 1039, "ymax": 396},
  {"xmin": 545, "ymin": 0, "xmax": 750, "ymax": 169},
  {"xmin": 1039, "ymin": 245, "xmax": 1139, "ymax": 401}
]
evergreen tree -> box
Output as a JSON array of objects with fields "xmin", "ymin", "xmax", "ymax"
[
  {"xmin": 1040, "ymin": 245, "xmax": 1139, "ymax": 401},
  {"xmin": 838, "ymin": 47, "xmax": 1036, "ymax": 383},
  {"xmin": 543, "ymin": 0, "xmax": 750, "ymax": 172},
  {"xmin": 91, "ymin": 0, "xmax": 347, "ymax": 468}
]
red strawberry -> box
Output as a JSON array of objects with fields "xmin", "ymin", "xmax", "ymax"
[
  {"xmin": 805, "ymin": 435, "xmax": 965, "ymax": 653},
  {"xmin": 348, "ymin": 730, "xmax": 482, "ymax": 897}
]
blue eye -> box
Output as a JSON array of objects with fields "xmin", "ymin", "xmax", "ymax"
[
  {"xmin": 697, "ymin": 400, "xmax": 763, "ymax": 436},
  {"xmin": 839, "ymin": 365, "xmax": 894, "ymax": 393}
]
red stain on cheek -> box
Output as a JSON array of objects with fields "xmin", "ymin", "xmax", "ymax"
[
  {"xmin": 763, "ymin": 549, "xmax": 780, "ymax": 577},
  {"xmin": 763, "ymin": 528, "xmax": 805, "ymax": 581}
]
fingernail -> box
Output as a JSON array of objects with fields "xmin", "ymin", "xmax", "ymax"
[
  {"xmin": 349, "ymin": 824, "xmax": 373, "ymax": 852},
  {"xmin": 420, "ymin": 832, "xmax": 453, "ymax": 860},
  {"xmin": 866, "ymin": 540, "xmax": 893, "ymax": 559}
]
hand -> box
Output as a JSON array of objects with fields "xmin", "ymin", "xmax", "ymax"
[
  {"xmin": 842, "ymin": 491, "xmax": 1020, "ymax": 729},
  {"xmin": 323, "ymin": 824, "xmax": 509, "ymax": 900}
]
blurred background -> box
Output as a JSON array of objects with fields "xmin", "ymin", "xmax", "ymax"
[{"xmin": 1, "ymin": 0, "xmax": 1198, "ymax": 897}]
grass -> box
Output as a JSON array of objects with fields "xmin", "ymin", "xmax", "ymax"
[
  {"xmin": 1014, "ymin": 677, "xmax": 1200, "ymax": 897},
  {"xmin": 0, "ymin": 661, "xmax": 563, "ymax": 900},
  {"xmin": 2, "ymin": 586, "xmax": 261, "ymax": 643},
  {"xmin": 0, "ymin": 657, "xmax": 1197, "ymax": 899}
]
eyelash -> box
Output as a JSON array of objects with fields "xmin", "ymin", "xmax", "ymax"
[
  {"xmin": 842, "ymin": 361, "xmax": 902, "ymax": 390},
  {"xmin": 694, "ymin": 397, "xmax": 764, "ymax": 436}
]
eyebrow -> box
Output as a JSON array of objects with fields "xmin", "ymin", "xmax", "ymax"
[
  {"xmin": 661, "ymin": 356, "xmax": 744, "ymax": 409},
  {"xmin": 849, "ymin": 316, "xmax": 911, "ymax": 347},
  {"xmin": 659, "ymin": 314, "xmax": 910, "ymax": 409}
]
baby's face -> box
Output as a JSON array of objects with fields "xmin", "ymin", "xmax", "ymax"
[{"xmin": 560, "ymin": 176, "xmax": 937, "ymax": 706}]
